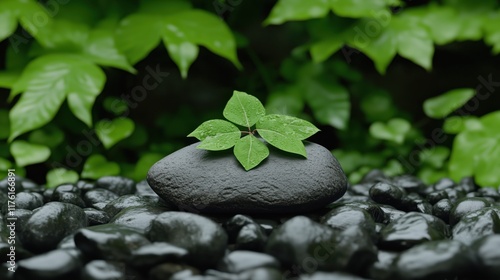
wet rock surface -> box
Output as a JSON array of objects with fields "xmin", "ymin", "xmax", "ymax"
[
  {"xmin": 147, "ymin": 141, "xmax": 347, "ymax": 214},
  {"xmin": 1, "ymin": 172, "xmax": 499, "ymax": 279}
]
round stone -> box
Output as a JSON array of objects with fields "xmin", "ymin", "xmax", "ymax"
[{"xmin": 147, "ymin": 141, "xmax": 347, "ymax": 214}]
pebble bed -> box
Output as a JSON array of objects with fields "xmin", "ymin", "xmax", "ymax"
[{"xmin": 1, "ymin": 171, "xmax": 500, "ymax": 280}]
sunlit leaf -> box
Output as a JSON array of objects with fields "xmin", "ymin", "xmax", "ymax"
[
  {"xmin": 423, "ymin": 88, "xmax": 475, "ymax": 119},
  {"xmin": 234, "ymin": 135, "xmax": 270, "ymax": 171},
  {"xmin": 188, "ymin": 119, "xmax": 241, "ymax": 150},
  {"xmin": 46, "ymin": 168, "xmax": 79, "ymax": 188},
  {"xmin": 10, "ymin": 140, "xmax": 50, "ymax": 167},
  {"xmin": 369, "ymin": 118, "xmax": 411, "ymax": 144},
  {"xmin": 81, "ymin": 154, "xmax": 120, "ymax": 179},
  {"xmin": 223, "ymin": 90, "xmax": 266, "ymax": 127}
]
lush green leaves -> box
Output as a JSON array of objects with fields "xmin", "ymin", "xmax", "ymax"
[
  {"xmin": 370, "ymin": 118, "xmax": 411, "ymax": 144},
  {"xmin": 95, "ymin": 118, "xmax": 135, "ymax": 149},
  {"xmin": 10, "ymin": 140, "xmax": 50, "ymax": 167},
  {"xmin": 443, "ymin": 116, "xmax": 482, "ymax": 134},
  {"xmin": 0, "ymin": 0, "xmax": 49, "ymax": 42},
  {"xmin": 423, "ymin": 88, "xmax": 475, "ymax": 119},
  {"xmin": 189, "ymin": 90, "xmax": 319, "ymax": 170},
  {"xmin": 46, "ymin": 168, "xmax": 79, "ymax": 188},
  {"xmin": 188, "ymin": 119, "xmax": 240, "ymax": 150},
  {"xmin": 224, "ymin": 91, "xmax": 266, "ymax": 128},
  {"xmin": 81, "ymin": 154, "xmax": 120, "ymax": 179},
  {"xmin": 449, "ymin": 111, "xmax": 500, "ymax": 186},
  {"xmin": 234, "ymin": 135, "xmax": 269, "ymax": 171},
  {"xmin": 9, "ymin": 54, "xmax": 106, "ymax": 140}
]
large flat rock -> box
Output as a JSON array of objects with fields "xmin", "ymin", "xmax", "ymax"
[{"xmin": 147, "ymin": 141, "xmax": 347, "ymax": 214}]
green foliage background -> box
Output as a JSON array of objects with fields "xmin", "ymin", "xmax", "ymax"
[{"xmin": 0, "ymin": 0, "xmax": 499, "ymax": 188}]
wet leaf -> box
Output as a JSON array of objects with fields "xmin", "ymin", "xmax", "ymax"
[
  {"xmin": 188, "ymin": 119, "xmax": 241, "ymax": 150},
  {"xmin": 223, "ymin": 90, "xmax": 266, "ymax": 128},
  {"xmin": 257, "ymin": 114, "xmax": 319, "ymax": 140},
  {"xmin": 234, "ymin": 135, "xmax": 269, "ymax": 171},
  {"xmin": 256, "ymin": 128, "xmax": 307, "ymax": 157}
]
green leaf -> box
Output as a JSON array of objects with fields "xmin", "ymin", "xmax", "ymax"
[
  {"xmin": 0, "ymin": 0, "xmax": 48, "ymax": 42},
  {"xmin": 265, "ymin": 87, "xmax": 304, "ymax": 116},
  {"xmin": 449, "ymin": 111, "xmax": 500, "ymax": 187},
  {"xmin": 0, "ymin": 9, "xmax": 17, "ymax": 42},
  {"xmin": 115, "ymin": 15, "xmax": 162, "ymax": 64},
  {"xmin": 443, "ymin": 116, "xmax": 482, "ymax": 134},
  {"xmin": 264, "ymin": 0, "xmax": 329, "ymax": 25},
  {"xmin": 419, "ymin": 146, "xmax": 450, "ymax": 169},
  {"xmin": 233, "ymin": 135, "xmax": 270, "ymax": 171},
  {"xmin": 0, "ymin": 158, "xmax": 13, "ymax": 172},
  {"xmin": 138, "ymin": 0, "xmax": 192, "ymax": 16},
  {"xmin": 9, "ymin": 54, "xmax": 106, "ymax": 140},
  {"xmin": 46, "ymin": 168, "xmax": 79, "ymax": 188},
  {"xmin": 382, "ymin": 159, "xmax": 404, "ymax": 177},
  {"xmin": 223, "ymin": 91, "xmax": 266, "ymax": 128},
  {"xmin": 96, "ymin": 118, "xmax": 135, "ymax": 149},
  {"xmin": 164, "ymin": 41, "xmax": 199, "ymax": 79},
  {"xmin": 303, "ymin": 79, "xmax": 350, "ymax": 130},
  {"xmin": 28, "ymin": 125, "xmax": 65, "ymax": 148},
  {"xmin": 360, "ymin": 90, "xmax": 396, "ymax": 122},
  {"xmin": 132, "ymin": 153, "xmax": 164, "ymax": 181},
  {"xmin": 369, "ymin": 118, "xmax": 411, "ymax": 144},
  {"xmin": 0, "ymin": 110, "xmax": 10, "ymax": 140},
  {"xmin": 330, "ymin": 0, "xmax": 387, "ymax": 18},
  {"xmin": 81, "ymin": 154, "xmax": 121, "ymax": 179},
  {"xmin": 0, "ymin": 71, "xmax": 20, "ymax": 88},
  {"xmin": 188, "ymin": 119, "xmax": 241, "ymax": 151},
  {"xmin": 10, "ymin": 140, "xmax": 50, "ymax": 167},
  {"xmin": 256, "ymin": 128, "xmax": 307, "ymax": 157},
  {"xmin": 423, "ymin": 88, "xmax": 475, "ymax": 119},
  {"xmin": 418, "ymin": 167, "xmax": 449, "ymax": 185},
  {"xmin": 257, "ymin": 114, "xmax": 319, "ymax": 140}
]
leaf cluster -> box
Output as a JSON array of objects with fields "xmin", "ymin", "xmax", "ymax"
[{"xmin": 188, "ymin": 91, "xmax": 319, "ymax": 170}]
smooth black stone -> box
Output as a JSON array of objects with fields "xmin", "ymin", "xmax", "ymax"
[
  {"xmin": 443, "ymin": 187, "xmax": 466, "ymax": 203},
  {"xmin": 369, "ymin": 250, "xmax": 398, "ymax": 280},
  {"xmin": 130, "ymin": 242, "xmax": 188, "ymax": 267},
  {"xmin": 235, "ymin": 223, "xmax": 267, "ymax": 251},
  {"xmin": 477, "ymin": 187, "xmax": 500, "ymax": 201},
  {"xmin": 238, "ymin": 267, "xmax": 283, "ymax": 280},
  {"xmin": 103, "ymin": 194, "xmax": 167, "ymax": 218},
  {"xmin": 95, "ymin": 176, "xmax": 136, "ymax": 196},
  {"xmin": 380, "ymin": 212, "xmax": 449, "ymax": 250},
  {"xmin": 369, "ymin": 182, "xmax": 404, "ymax": 208},
  {"xmin": 15, "ymin": 249, "xmax": 82, "ymax": 280},
  {"xmin": 135, "ymin": 179, "xmax": 158, "ymax": 197},
  {"xmin": 398, "ymin": 193, "xmax": 432, "ymax": 213},
  {"xmin": 379, "ymin": 206, "xmax": 406, "ymax": 224},
  {"xmin": 110, "ymin": 206, "xmax": 166, "ymax": 233},
  {"xmin": 0, "ymin": 176, "xmax": 23, "ymax": 193},
  {"xmin": 42, "ymin": 189, "xmax": 53, "ymax": 203},
  {"xmin": 57, "ymin": 234, "xmax": 76, "ymax": 249},
  {"xmin": 20, "ymin": 202, "xmax": 87, "ymax": 252},
  {"xmin": 456, "ymin": 177, "xmax": 477, "ymax": 193},
  {"xmin": 361, "ymin": 169, "xmax": 389, "ymax": 184},
  {"xmin": 349, "ymin": 183, "xmax": 373, "ymax": 196},
  {"xmin": 52, "ymin": 192, "xmax": 86, "ymax": 208},
  {"xmin": 265, "ymin": 216, "xmax": 337, "ymax": 271},
  {"xmin": 301, "ymin": 272, "xmax": 371, "ymax": 280},
  {"xmin": 80, "ymin": 260, "xmax": 126, "ymax": 280},
  {"xmin": 391, "ymin": 175, "xmax": 426, "ymax": 194},
  {"xmin": 224, "ymin": 215, "xmax": 257, "ymax": 243},
  {"xmin": 432, "ymin": 199, "xmax": 453, "ymax": 224},
  {"xmin": 148, "ymin": 211, "xmax": 228, "ymax": 268},
  {"xmin": 147, "ymin": 142, "xmax": 347, "ymax": 214},
  {"xmin": 74, "ymin": 223, "xmax": 150, "ymax": 261},
  {"xmin": 83, "ymin": 208, "xmax": 110, "ymax": 226},
  {"xmin": 0, "ymin": 241, "xmax": 33, "ymax": 263},
  {"xmin": 431, "ymin": 178, "xmax": 455, "ymax": 191},
  {"xmin": 471, "ymin": 234, "xmax": 500, "ymax": 279},
  {"xmin": 217, "ymin": 251, "xmax": 280, "ymax": 273},
  {"xmin": 9, "ymin": 192, "xmax": 43, "ymax": 211},
  {"xmin": 321, "ymin": 206, "xmax": 376, "ymax": 240},
  {"xmin": 149, "ymin": 263, "xmax": 200, "ymax": 280},
  {"xmin": 426, "ymin": 190, "xmax": 448, "ymax": 205},
  {"xmin": 391, "ymin": 240, "xmax": 473, "ymax": 280},
  {"xmin": 52, "ymin": 184, "xmax": 81, "ymax": 197},
  {"xmin": 83, "ymin": 188, "xmax": 119, "ymax": 207},
  {"xmin": 449, "ymin": 197, "xmax": 491, "ymax": 226},
  {"xmin": 76, "ymin": 180, "xmax": 95, "ymax": 193},
  {"xmin": 9, "ymin": 209, "xmax": 32, "ymax": 234},
  {"xmin": 452, "ymin": 207, "xmax": 500, "ymax": 244}
]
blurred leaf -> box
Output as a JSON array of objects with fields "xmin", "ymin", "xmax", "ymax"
[
  {"xmin": 382, "ymin": 159, "xmax": 404, "ymax": 177},
  {"xmin": 449, "ymin": 111, "xmax": 500, "ymax": 186},
  {"xmin": 423, "ymin": 88, "xmax": 475, "ymax": 119},
  {"xmin": 265, "ymin": 87, "xmax": 304, "ymax": 116},
  {"xmin": 360, "ymin": 90, "xmax": 396, "ymax": 122},
  {"xmin": 9, "ymin": 54, "xmax": 106, "ymax": 140},
  {"xmin": 223, "ymin": 91, "xmax": 266, "ymax": 127},
  {"xmin": 443, "ymin": 116, "xmax": 482, "ymax": 134},
  {"xmin": 46, "ymin": 168, "xmax": 79, "ymax": 188},
  {"xmin": 304, "ymin": 79, "xmax": 350, "ymax": 130},
  {"xmin": 483, "ymin": 11, "xmax": 500, "ymax": 54},
  {"xmin": 0, "ymin": 0, "xmax": 49, "ymax": 42},
  {"xmin": 96, "ymin": 117, "xmax": 135, "ymax": 149},
  {"xmin": 446, "ymin": 0, "xmax": 496, "ymax": 41},
  {"xmin": 0, "ymin": 158, "xmax": 12, "ymax": 172},
  {"xmin": 121, "ymin": 124, "xmax": 148, "ymax": 148},
  {"xmin": 132, "ymin": 153, "xmax": 164, "ymax": 181},
  {"xmin": 264, "ymin": 0, "xmax": 329, "ymax": 25},
  {"xmin": 0, "ymin": 71, "xmax": 19, "ymax": 89},
  {"xmin": 28, "ymin": 125, "xmax": 65, "ymax": 148},
  {"xmin": 81, "ymin": 154, "xmax": 120, "ymax": 179},
  {"xmin": 419, "ymin": 146, "xmax": 450, "ymax": 169},
  {"xmin": 418, "ymin": 167, "xmax": 449, "ymax": 185},
  {"xmin": 103, "ymin": 97, "xmax": 129, "ymax": 115},
  {"xmin": 405, "ymin": 4, "xmax": 460, "ymax": 45},
  {"xmin": 370, "ymin": 118, "xmax": 411, "ymax": 144},
  {"xmin": 0, "ymin": 110, "xmax": 10, "ymax": 140},
  {"xmin": 332, "ymin": 149, "xmax": 385, "ymax": 173},
  {"xmin": 330, "ymin": 0, "xmax": 387, "ymax": 18},
  {"xmin": 233, "ymin": 135, "xmax": 270, "ymax": 171},
  {"xmin": 188, "ymin": 119, "xmax": 240, "ymax": 150},
  {"xmin": 10, "ymin": 140, "xmax": 50, "ymax": 167}
]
